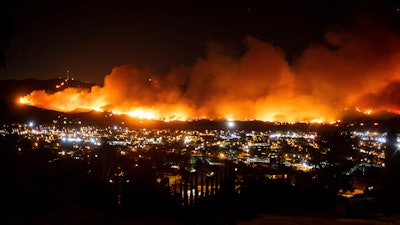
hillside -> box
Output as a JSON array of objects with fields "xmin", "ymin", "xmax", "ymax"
[{"xmin": 1, "ymin": 78, "xmax": 400, "ymax": 131}]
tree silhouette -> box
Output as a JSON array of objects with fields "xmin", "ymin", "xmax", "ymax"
[
  {"xmin": 312, "ymin": 130, "xmax": 357, "ymax": 208},
  {"xmin": 383, "ymin": 128, "xmax": 400, "ymax": 214}
]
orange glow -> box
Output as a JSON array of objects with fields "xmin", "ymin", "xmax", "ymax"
[
  {"xmin": 125, "ymin": 110, "xmax": 156, "ymax": 120},
  {"xmin": 18, "ymin": 28, "xmax": 400, "ymax": 122},
  {"xmin": 355, "ymin": 107, "xmax": 372, "ymax": 115},
  {"xmin": 19, "ymin": 96, "xmax": 29, "ymax": 104}
]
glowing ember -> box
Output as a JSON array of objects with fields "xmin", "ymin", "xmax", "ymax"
[
  {"xmin": 355, "ymin": 107, "xmax": 373, "ymax": 115},
  {"xmin": 17, "ymin": 28, "xmax": 400, "ymax": 122}
]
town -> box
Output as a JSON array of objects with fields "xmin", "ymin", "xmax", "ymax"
[{"xmin": 2, "ymin": 115, "xmax": 391, "ymax": 215}]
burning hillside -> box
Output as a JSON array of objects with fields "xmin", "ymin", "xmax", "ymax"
[{"xmin": 19, "ymin": 26, "xmax": 400, "ymax": 123}]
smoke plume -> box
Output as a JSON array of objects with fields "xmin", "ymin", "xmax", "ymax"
[{"xmin": 20, "ymin": 24, "xmax": 400, "ymax": 122}]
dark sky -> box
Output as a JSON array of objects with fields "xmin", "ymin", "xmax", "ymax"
[{"xmin": 0, "ymin": 0, "xmax": 398, "ymax": 84}]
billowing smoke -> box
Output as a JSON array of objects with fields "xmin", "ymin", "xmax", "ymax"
[
  {"xmin": 357, "ymin": 80, "xmax": 400, "ymax": 114},
  {"xmin": 20, "ymin": 23, "xmax": 400, "ymax": 122},
  {"xmin": 296, "ymin": 26, "xmax": 400, "ymax": 112}
]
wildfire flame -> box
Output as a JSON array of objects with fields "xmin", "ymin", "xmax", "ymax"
[
  {"xmin": 19, "ymin": 97, "xmax": 30, "ymax": 105},
  {"xmin": 18, "ymin": 26, "xmax": 400, "ymax": 122}
]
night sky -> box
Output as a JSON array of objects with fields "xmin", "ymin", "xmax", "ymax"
[{"xmin": 0, "ymin": 0, "xmax": 399, "ymax": 84}]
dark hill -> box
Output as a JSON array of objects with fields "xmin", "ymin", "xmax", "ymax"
[{"xmin": 0, "ymin": 78, "xmax": 96, "ymax": 124}]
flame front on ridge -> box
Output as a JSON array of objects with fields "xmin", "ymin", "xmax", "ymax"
[{"xmin": 18, "ymin": 29, "xmax": 400, "ymax": 122}]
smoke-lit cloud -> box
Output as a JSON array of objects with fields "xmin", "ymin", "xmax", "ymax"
[
  {"xmin": 20, "ymin": 22, "xmax": 400, "ymax": 122},
  {"xmin": 295, "ymin": 25, "xmax": 400, "ymax": 114}
]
